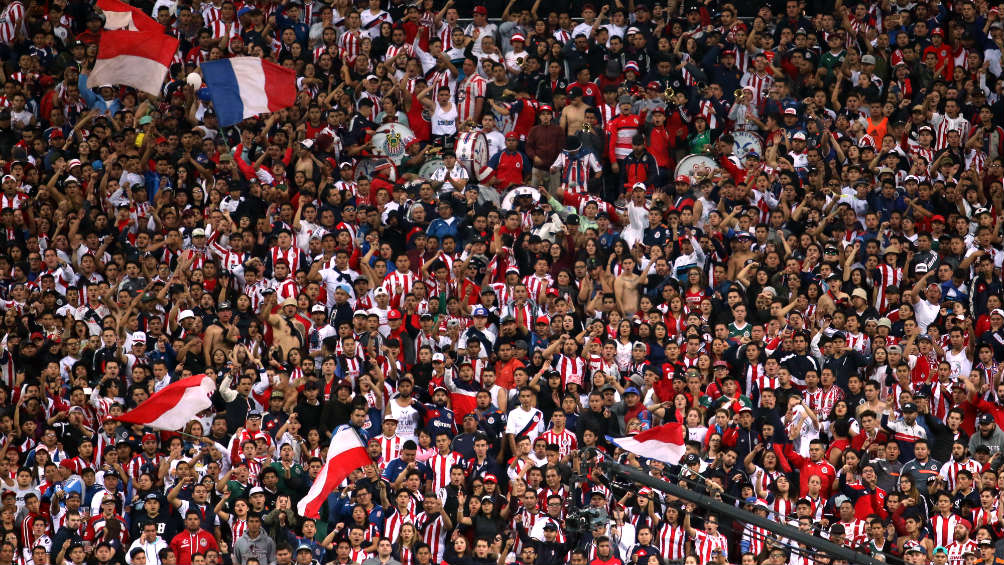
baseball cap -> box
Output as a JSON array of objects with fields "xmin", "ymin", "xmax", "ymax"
[
  {"xmin": 901, "ymin": 402, "xmax": 917, "ymax": 413},
  {"xmin": 979, "ymin": 413, "xmax": 995, "ymax": 425},
  {"xmin": 623, "ymin": 386, "xmax": 640, "ymax": 396},
  {"xmin": 248, "ymin": 486, "xmax": 265, "ymax": 496},
  {"xmin": 432, "ymin": 352, "xmax": 445, "ymax": 362},
  {"xmin": 792, "ymin": 132, "xmax": 807, "ymax": 140},
  {"xmin": 177, "ymin": 310, "xmax": 195, "ymax": 322},
  {"xmin": 142, "ymin": 433, "xmax": 157, "ymax": 442},
  {"xmin": 535, "ymin": 316, "xmax": 550, "ymax": 325},
  {"xmin": 783, "ymin": 108, "xmax": 798, "ymax": 115},
  {"xmin": 472, "ymin": 307, "xmax": 489, "ymax": 317},
  {"xmin": 387, "ymin": 309, "xmax": 402, "ymax": 320},
  {"xmin": 311, "ymin": 304, "xmax": 326, "ymax": 313},
  {"xmin": 483, "ymin": 473, "xmax": 498, "ymax": 483}
]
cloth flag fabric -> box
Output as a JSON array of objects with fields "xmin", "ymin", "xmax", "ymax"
[
  {"xmin": 96, "ymin": 0, "xmax": 161, "ymax": 31},
  {"xmin": 298, "ymin": 426, "xmax": 372, "ymax": 519},
  {"xmin": 449, "ymin": 390, "xmax": 478, "ymax": 427},
  {"xmin": 200, "ymin": 57, "xmax": 296, "ymax": 126},
  {"xmin": 607, "ymin": 422, "xmax": 686, "ymax": 465},
  {"xmin": 117, "ymin": 374, "xmax": 216, "ymax": 430},
  {"xmin": 87, "ymin": 30, "xmax": 178, "ymax": 95}
]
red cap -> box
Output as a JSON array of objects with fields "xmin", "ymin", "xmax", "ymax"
[
  {"xmin": 647, "ymin": 81, "xmax": 661, "ymax": 90},
  {"xmin": 473, "ymin": 5, "xmax": 487, "ymax": 14},
  {"xmin": 142, "ymin": 433, "xmax": 157, "ymax": 443},
  {"xmin": 155, "ymin": 136, "xmax": 169, "ymax": 144},
  {"xmin": 535, "ymin": 316, "xmax": 550, "ymax": 325},
  {"xmin": 29, "ymin": 332, "xmax": 43, "ymax": 340},
  {"xmin": 511, "ymin": 34, "xmax": 525, "ymax": 42},
  {"xmin": 932, "ymin": 27, "xmax": 944, "ymax": 36},
  {"xmin": 387, "ymin": 309, "xmax": 402, "ymax": 320},
  {"xmin": 546, "ymin": 287, "xmax": 559, "ymax": 297},
  {"xmin": 675, "ymin": 174, "xmax": 691, "ymax": 184},
  {"xmin": 930, "ymin": 214, "xmax": 946, "ymax": 223},
  {"xmin": 505, "ymin": 131, "xmax": 519, "ymax": 140},
  {"xmin": 483, "ymin": 473, "xmax": 498, "ymax": 483},
  {"xmin": 539, "ymin": 104, "xmax": 553, "ymax": 112}
]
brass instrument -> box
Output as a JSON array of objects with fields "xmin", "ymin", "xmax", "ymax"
[
  {"xmin": 664, "ymin": 86, "xmax": 675, "ymax": 99},
  {"xmin": 734, "ymin": 88, "xmax": 745, "ymax": 100},
  {"xmin": 516, "ymin": 55, "xmax": 526, "ymax": 68},
  {"xmin": 581, "ymin": 121, "xmax": 592, "ymax": 134}
]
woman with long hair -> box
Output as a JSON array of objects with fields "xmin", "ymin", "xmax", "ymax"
[{"xmin": 392, "ymin": 523, "xmax": 419, "ymax": 565}]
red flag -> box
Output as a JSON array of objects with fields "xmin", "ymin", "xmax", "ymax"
[
  {"xmin": 117, "ymin": 374, "xmax": 215, "ymax": 430},
  {"xmin": 297, "ymin": 426, "xmax": 372, "ymax": 519}
]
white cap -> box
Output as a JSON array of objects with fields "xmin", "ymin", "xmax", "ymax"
[
  {"xmin": 177, "ymin": 310, "xmax": 195, "ymax": 322},
  {"xmin": 374, "ymin": 287, "xmax": 388, "ymax": 296},
  {"xmin": 311, "ymin": 304, "xmax": 326, "ymax": 313},
  {"xmin": 792, "ymin": 132, "xmax": 806, "ymax": 140},
  {"xmin": 192, "ymin": 228, "xmax": 206, "ymax": 237},
  {"xmin": 432, "ymin": 352, "xmax": 445, "ymax": 362},
  {"xmin": 132, "ymin": 331, "xmax": 147, "ymax": 344}
]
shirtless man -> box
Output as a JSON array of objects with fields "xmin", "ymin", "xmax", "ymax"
[
  {"xmin": 726, "ymin": 232, "xmax": 756, "ymax": 280},
  {"xmin": 259, "ymin": 294, "xmax": 306, "ymax": 359},
  {"xmin": 614, "ymin": 256, "xmax": 648, "ymax": 315},
  {"xmin": 560, "ymin": 86, "xmax": 587, "ymax": 134},
  {"xmin": 203, "ymin": 301, "xmax": 240, "ymax": 366}
]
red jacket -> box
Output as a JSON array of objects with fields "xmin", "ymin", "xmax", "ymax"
[
  {"xmin": 784, "ymin": 445, "xmax": 837, "ymax": 498},
  {"xmin": 170, "ymin": 529, "xmax": 219, "ymax": 565}
]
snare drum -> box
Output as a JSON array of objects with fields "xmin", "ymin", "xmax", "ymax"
[
  {"xmin": 371, "ymin": 123, "xmax": 416, "ymax": 165},
  {"xmin": 455, "ymin": 131, "xmax": 490, "ymax": 177},
  {"xmin": 418, "ymin": 158, "xmax": 444, "ymax": 180}
]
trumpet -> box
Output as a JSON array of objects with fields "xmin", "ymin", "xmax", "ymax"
[
  {"xmin": 581, "ymin": 121, "xmax": 592, "ymax": 134},
  {"xmin": 734, "ymin": 88, "xmax": 745, "ymax": 100},
  {"xmin": 516, "ymin": 55, "xmax": 526, "ymax": 68},
  {"xmin": 664, "ymin": 86, "xmax": 675, "ymax": 99}
]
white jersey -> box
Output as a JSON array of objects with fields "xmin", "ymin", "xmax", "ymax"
[
  {"xmin": 504, "ymin": 406, "xmax": 544, "ymax": 442},
  {"xmin": 388, "ymin": 399, "xmax": 421, "ymax": 442}
]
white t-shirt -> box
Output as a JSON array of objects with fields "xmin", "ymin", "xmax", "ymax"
[
  {"xmin": 504, "ymin": 406, "xmax": 544, "ymax": 442},
  {"xmin": 389, "ymin": 399, "xmax": 421, "ymax": 442},
  {"xmin": 914, "ymin": 298, "xmax": 940, "ymax": 333}
]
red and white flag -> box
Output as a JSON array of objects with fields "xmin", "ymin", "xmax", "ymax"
[
  {"xmin": 298, "ymin": 426, "xmax": 372, "ymax": 519},
  {"xmin": 87, "ymin": 30, "xmax": 178, "ymax": 95},
  {"xmin": 96, "ymin": 0, "xmax": 161, "ymax": 31},
  {"xmin": 608, "ymin": 423, "xmax": 686, "ymax": 465},
  {"xmin": 117, "ymin": 374, "xmax": 216, "ymax": 430}
]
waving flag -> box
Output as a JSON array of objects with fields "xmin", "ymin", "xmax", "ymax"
[
  {"xmin": 200, "ymin": 57, "xmax": 296, "ymax": 126},
  {"xmin": 298, "ymin": 426, "xmax": 372, "ymax": 519},
  {"xmin": 96, "ymin": 0, "xmax": 161, "ymax": 31},
  {"xmin": 87, "ymin": 30, "xmax": 178, "ymax": 95},
  {"xmin": 117, "ymin": 374, "xmax": 216, "ymax": 430},
  {"xmin": 608, "ymin": 423, "xmax": 686, "ymax": 465}
]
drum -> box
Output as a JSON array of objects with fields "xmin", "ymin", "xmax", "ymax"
[
  {"xmin": 418, "ymin": 158, "xmax": 444, "ymax": 180},
  {"xmin": 675, "ymin": 154, "xmax": 720, "ymax": 182},
  {"xmin": 370, "ymin": 123, "xmax": 415, "ymax": 165},
  {"xmin": 455, "ymin": 131, "xmax": 490, "ymax": 176},
  {"xmin": 732, "ymin": 131, "xmax": 764, "ymax": 161},
  {"xmin": 354, "ymin": 157, "xmax": 398, "ymax": 183}
]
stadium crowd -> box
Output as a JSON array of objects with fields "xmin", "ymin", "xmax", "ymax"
[{"xmin": 6, "ymin": 0, "xmax": 1004, "ymax": 564}]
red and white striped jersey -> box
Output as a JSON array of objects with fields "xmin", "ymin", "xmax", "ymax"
[
  {"xmin": 521, "ymin": 274, "xmax": 552, "ymax": 301},
  {"xmin": 692, "ymin": 530, "xmax": 728, "ymax": 564},
  {"xmin": 228, "ymin": 516, "xmax": 247, "ymax": 540},
  {"xmin": 0, "ymin": 191, "xmax": 26, "ymax": 210},
  {"xmin": 554, "ymin": 354, "xmax": 585, "ymax": 387},
  {"xmin": 427, "ymin": 450, "xmax": 463, "ymax": 491},
  {"xmin": 845, "ymin": 332, "xmax": 870, "ymax": 354},
  {"xmin": 930, "ymin": 513, "xmax": 962, "ymax": 548},
  {"xmin": 126, "ymin": 453, "xmax": 164, "ymax": 481},
  {"xmin": 273, "ymin": 277, "xmax": 299, "ymax": 301},
  {"xmin": 740, "ymin": 71, "xmax": 773, "ymax": 106},
  {"xmin": 874, "ymin": 264, "xmax": 902, "ymax": 312},
  {"xmin": 347, "ymin": 547, "xmax": 369, "ymax": 564},
  {"xmin": 539, "ymin": 428, "xmax": 577, "ymax": 459},
  {"xmin": 338, "ymin": 29, "xmax": 363, "ymax": 60},
  {"xmin": 973, "ymin": 505, "xmax": 998, "ymax": 528},
  {"xmin": 697, "ymin": 99, "xmax": 719, "ymax": 129},
  {"xmin": 931, "ymin": 113, "xmax": 970, "ymax": 151},
  {"xmin": 657, "ymin": 523, "xmax": 687, "ymax": 561},
  {"xmin": 270, "ymin": 245, "xmax": 302, "ymax": 273},
  {"xmin": 940, "ymin": 458, "xmax": 982, "ymax": 492},
  {"xmin": 947, "ymin": 539, "xmax": 977, "ymax": 565},
  {"xmin": 208, "ymin": 18, "xmax": 241, "ymax": 40},
  {"xmin": 0, "ymin": 1, "xmax": 25, "ymax": 45},
  {"xmin": 414, "ymin": 511, "xmax": 447, "ymax": 561},
  {"xmin": 383, "ymin": 271, "xmax": 417, "ymax": 308},
  {"xmin": 457, "ymin": 73, "xmax": 488, "ymax": 124},
  {"xmin": 378, "ymin": 435, "xmax": 403, "ymax": 469},
  {"xmin": 210, "ymin": 242, "xmax": 246, "ymax": 271},
  {"xmin": 838, "ymin": 519, "xmax": 868, "ymax": 547}
]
